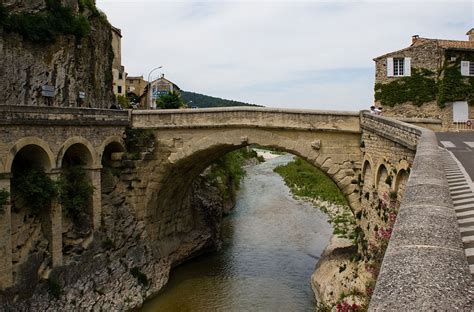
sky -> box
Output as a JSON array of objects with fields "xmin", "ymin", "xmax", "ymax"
[{"xmin": 96, "ymin": 0, "xmax": 473, "ymax": 111}]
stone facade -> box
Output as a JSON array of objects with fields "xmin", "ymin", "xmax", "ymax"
[
  {"xmin": 373, "ymin": 31, "xmax": 474, "ymax": 130},
  {"xmin": 111, "ymin": 26, "xmax": 127, "ymax": 100},
  {"xmin": 0, "ymin": 1, "xmax": 115, "ymax": 108}
]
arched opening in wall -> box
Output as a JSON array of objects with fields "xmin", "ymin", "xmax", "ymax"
[
  {"xmin": 361, "ymin": 160, "xmax": 373, "ymax": 203},
  {"xmin": 59, "ymin": 143, "xmax": 94, "ymax": 263},
  {"xmin": 100, "ymin": 141, "xmax": 125, "ymax": 215},
  {"xmin": 142, "ymin": 142, "xmax": 357, "ymax": 309},
  {"xmin": 376, "ymin": 164, "xmax": 390, "ymax": 197},
  {"xmin": 10, "ymin": 145, "xmax": 55, "ymax": 284},
  {"xmin": 394, "ymin": 169, "xmax": 409, "ymax": 201}
]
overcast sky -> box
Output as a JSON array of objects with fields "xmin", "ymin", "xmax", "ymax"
[{"xmin": 96, "ymin": 0, "xmax": 473, "ymax": 111}]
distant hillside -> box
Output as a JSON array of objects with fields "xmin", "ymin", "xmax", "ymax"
[{"xmin": 181, "ymin": 91, "xmax": 263, "ymax": 108}]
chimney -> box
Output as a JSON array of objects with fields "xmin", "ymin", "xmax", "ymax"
[
  {"xmin": 467, "ymin": 28, "xmax": 474, "ymax": 41},
  {"xmin": 161, "ymin": 73, "xmax": 165, "ymax": 78},
  {"xmin": 412, "ymin": 35, "xmax": 419, "ymax": 44}
]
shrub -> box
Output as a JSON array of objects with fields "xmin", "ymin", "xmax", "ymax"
[
  {"xmin": 48, "ymin": 278, "xmax": 62, "ymax": 299},
  {"xmin": 0, "ymin": 189, "xmax": 9, "ymax": 208},
  {"xmin": 58, "ymin": 165, "xmax": 94, "ymax": 222},
  {"xmin": 0, "ymin": 1, "xmax": 91, "ymax": 43},
  {"xmin": 12, "ymin": 167, "xmax": 58, "ymax": 214},
  {"xmin": 124, "ymin": 128, "xmax": 155, "ymax": 153}
]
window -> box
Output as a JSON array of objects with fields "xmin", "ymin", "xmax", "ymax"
[
  {"xmin": 117, "ymin": 86, "xmax": 122, "ymax": 94},
  {"xmin": 393, "ymin": 58, "xmax": 404, "ymax": 76},
  {"xmin": 119, "ymin": 73, "xmax": 123, "ymax": 80},
  {"xmin": 470, "ymin": 62, "xmax": 474, "ymax": 76},
  {"xmin": 387, "ymin": 57, "xmax": 411, "ymax": 77},
  {"xmin": 461, "ymin": 61, "xmax": 473, "ymax": 76}
]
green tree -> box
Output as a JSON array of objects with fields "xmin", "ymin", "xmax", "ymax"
[{"xmin": 156, "ymin": 91, "xmax": 184, "ymax": 109}]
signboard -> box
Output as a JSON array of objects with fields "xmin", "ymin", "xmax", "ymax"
[
  {"xmin": 79, "ymin": 91, "xmax": 86, "ymax": 99},
  {"xmin": 453, "ymin": 101, "xmax": 468, "ymax": 122},
  {"xmin": 41, "ymin": 85, "xmax": 55, "ymax": 98}
]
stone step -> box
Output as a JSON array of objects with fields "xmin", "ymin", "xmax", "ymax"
[
  {"xmin": 458, "ymin": 217, "xmax": 474, "ymax": 227},
  {"xmin": 449, "ymin": 182, "xmax": 469, "ymax": 188},
  {"xmin": 455, "ymin": 205, "xmax": 474, "ymax": 214},
  {"xmin": 450, "ymin": 186, "xmax": 471, "ymax": 193},
  {"xmin": 452, "ymin": 194, "xmax": 474, "ymax": 202},
  {"xmin": 452, "ymin": 198, "xmax": 474, "ymax": 205},
  {"xmin": 465, "ymin": 247, "xmax": 474, "ymax": 264},
  {"xmin": 470, "ymin": 265, "xmax": 474, "ymax": 278},
  {"xmin": 446, "ymin": 174, "xmax": 464, "ymax": 178},
  {"xmin": 457, "ymin": 209, "xmax": 474, "ymax": 217},
  {"xmin": 460, "ymin": 226, "xmax": 474, "ymax": 237},
  {"xmin": 447, "ymin": 178, "xmax": 467, "ymax": 184},
  {"xmin": 451, "ymin": 189, "xmax": 472, "ymax": 196},
  {"xmin": 463, "ymin": 235, "xmax": 474, "ymax": 249}
]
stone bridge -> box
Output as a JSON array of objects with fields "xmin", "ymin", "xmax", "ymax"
[{"xmin": 0, "ymin": 105, "xmax": 471, "ymax": 310}]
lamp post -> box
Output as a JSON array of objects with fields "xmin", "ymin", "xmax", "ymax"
[{"xmin": 147, "ymin": 66, "xmax": 163, "ymax": 109}]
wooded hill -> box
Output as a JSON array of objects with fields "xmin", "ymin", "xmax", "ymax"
[{"xmin": 181, "ymin": 91, "xmax": 263, "ymax": 108}]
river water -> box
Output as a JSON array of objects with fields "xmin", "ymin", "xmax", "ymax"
[{"xmin": 141, "ymin": 154, "xmax": 333, "ymax": 312}]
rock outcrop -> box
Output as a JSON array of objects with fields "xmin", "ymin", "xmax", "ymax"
[{"xmin": 0, "ymin": 0, "xmax": 114, "ymax": 108}]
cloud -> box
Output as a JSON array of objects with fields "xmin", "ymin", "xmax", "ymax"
[{"xmin": 97, "ymin": 0, "xmax": 473, "ymax": 110}]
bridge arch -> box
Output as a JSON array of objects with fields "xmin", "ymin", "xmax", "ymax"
[
  {"xmin": 4, "ymin": 137, "xmax": 55, "ymax": 173},
  {"xmin": 143, "ymin": 127, "xmax": 361, "ymax": 247},
  {"xmin": 99, "ymin": 136, "xmax": 126, "ymax": 167},
  {"xmin": 57, "ymin": 137, "xmax": 98, "ymax": 169}
]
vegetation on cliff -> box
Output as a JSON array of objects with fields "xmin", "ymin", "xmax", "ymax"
[{"xmin": 0, "ymin": 0, "xmax": 103, "ymax": 43}]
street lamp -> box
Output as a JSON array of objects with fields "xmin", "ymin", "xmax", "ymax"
[{"xmin": 147, "ymin": 66, "xmax": 163, "ymax": 109}]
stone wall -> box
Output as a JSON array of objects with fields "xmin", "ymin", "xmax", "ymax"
[
  {"xmin": 0, "ymin": 1, "xmax": 114, "ymax": 108},
  {"xmin": 367, "ymin": 114, "xmax": 473, "ymax": 311}
]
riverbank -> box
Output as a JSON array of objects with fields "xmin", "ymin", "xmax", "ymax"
[{"xmin": 273, "ymin": 157, "xmax": 371, "ymax": 311}]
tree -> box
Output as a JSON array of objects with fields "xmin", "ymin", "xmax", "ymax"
[{"xmin": 156, "ymin": 91, "xmax": 184, "ymax": 109}]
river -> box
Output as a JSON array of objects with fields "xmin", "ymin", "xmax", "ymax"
[{"xmin": 140, "ymin": 153, "xmax": 333, "ymax": 312}]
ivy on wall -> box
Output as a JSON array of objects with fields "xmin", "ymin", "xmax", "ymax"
[
  {"xmin": 375, "ymin": 56, "xmax": 474, "ymax": 108},
  {"xmin": 374, "ymin": 69, "xmax": 437, "ymax": 107},
  {"xmin": 438, "ymin": 58, "xmax": 474, "ymax": 106}
]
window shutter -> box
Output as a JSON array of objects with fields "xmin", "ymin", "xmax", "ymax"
[
  {"xmin": 461, "ymin": 61, "xmax": 470, "ymax": 76},
  {"xmin": 404, "ymin": 57, "xmax": 411, "ymax": 76},
  {"xmin": 387, "ymin": 58, "xmax": 394, "ymax": 77}
]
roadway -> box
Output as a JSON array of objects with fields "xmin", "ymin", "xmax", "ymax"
[{"xmin": 437, "ymin": 132, "xmax": 474, "ymax": 182}]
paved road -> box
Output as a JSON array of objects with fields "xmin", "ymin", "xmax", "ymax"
[{"xmin": 437, "ymin": 132, "xmax": 474, "ymax": 181}]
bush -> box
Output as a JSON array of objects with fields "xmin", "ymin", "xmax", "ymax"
[
  {"xmin": 124, "ymin": 128, "xmax": 155, "ymax": 153},
  {"xmin": 12, "ymin": 167, "xmax": 58, "ymax": 214},
  {"xmin": 47, "ymin": 278, "xmax": 62, "ymax": 299},
  {"xmin": 58, "ymin": 165, "xmax": 94, "ymax": 222},
  {"xmin": 0, "ymin": 189, "xmax": 9, "ymax": 208},
  {"xmin": 0, "ymin": 1, "xmax": 91, "ymax": 43}
]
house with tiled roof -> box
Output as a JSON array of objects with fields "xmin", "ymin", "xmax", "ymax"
[
  {"xmin": 147, "ymin": 74, "xmax": 181, "ymax": 109},
  {"xmin": 373, "ymin": 28, "xmax": 474, "ymax": 130}
]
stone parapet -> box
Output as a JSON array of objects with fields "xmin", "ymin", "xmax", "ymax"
[
  {"xmin": 368, "ymin": 115, "xmax": 473, "ymax": 311},
  {"xmin": 132, "ymin": 107, "xmax": 361, "ymax": 133},
  {"xmin": 0, "ymin": 105, "xmax": 130, "ymax": 127},
  {"xmin": 361, "ymin": 112, "xmax": 422, "ymax": 150}
]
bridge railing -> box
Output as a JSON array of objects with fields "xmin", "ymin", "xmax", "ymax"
[
  {"xmin": 0, "ymin": 105, "xmax": 130, "ymax": 126},
  {"xmin": 365, "ymin": 112, "xmax": 473, "ymax": 311},
  {"xmin": 131, "ymin": 106, "xmax": 361, "ymax": 133}
]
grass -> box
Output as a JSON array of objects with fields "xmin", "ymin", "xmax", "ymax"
[{"xmin": 274, "ymin": 157, "xmax": 348, "ymax": 206}]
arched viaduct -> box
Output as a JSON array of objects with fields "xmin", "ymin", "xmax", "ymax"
[{"xmin": 0, "ymin": 105, "xmax": 471, "ymax": 310}]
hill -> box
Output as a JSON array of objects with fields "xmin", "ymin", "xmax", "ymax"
[{"xmin": 181, "ymin": 91, "xmax": 263, "ymax": 108}]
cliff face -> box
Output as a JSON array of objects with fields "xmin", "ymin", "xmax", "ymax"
[{"xmin": 0, "ymin": 0, "xmax": 114, "ymax": 108}]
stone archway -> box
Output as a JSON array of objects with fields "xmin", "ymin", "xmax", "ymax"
[
  {"xmin": 8, "ymin": 141, "xmax": 56, "ymax": 286},
  {"xmin": 137, "ymin": 127, "xmax": 362, "ymax": 256},
  {"xmin": 58, "ymin": 139, "xmax": 98, "ymax": 264}
]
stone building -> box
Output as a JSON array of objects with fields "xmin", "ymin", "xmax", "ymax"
[
  {"xmin": 126, "ymin": 75, "xmax": 148, "ymax": 107},
  {"xmin": 111, "ymin": 26, "xmax": 127, "ymax": 102},
  {"xmin": 147, "ymin": 74, "xmax": 181, "ymax": 109},
  {"xmin": 373, "ymin": 28, "xmax": 474, "ymax": 130}
]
